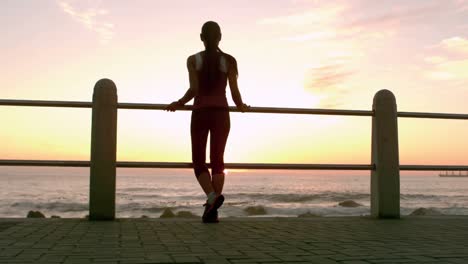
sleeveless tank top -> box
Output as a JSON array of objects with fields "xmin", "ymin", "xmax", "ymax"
[{"xmin": 193, "ymin": 51, "xmax": 229, "ymax": 109}]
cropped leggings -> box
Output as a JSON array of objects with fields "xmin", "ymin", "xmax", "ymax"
[{"xmin": 191, "ymin": 109, "xmax": 230, "ymax": 178}]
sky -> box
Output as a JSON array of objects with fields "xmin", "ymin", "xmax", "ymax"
[{"xmin": 1, "ymin": 0, "xmax": 468, "ymax": 168}]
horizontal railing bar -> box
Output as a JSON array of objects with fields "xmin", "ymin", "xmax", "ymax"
[
  {"xmin": 3, "ymin": 99, "xmax": 468, "ymax": 119},
  {"xmin": 118, "ymin": 103, "xmax": 374, "ymax": 116},
  {"xmin": 0, "ymin": 160, "xmax": 90, "ymax": 167},
  {"xmin": 2, "ymin": 160, "xmax": 468, "ymax": 171},
  {"xmin": 3, "ymin": 160, "xmax": 468, "ymax": 171},
  {"xmin": 0, "ymin": 99, "xmax": 92, "ymax": 108},
  {"xmin": 118, "ymin": 162, "xmax": 374, "ymax": 170},
  {"xmin": 0, "ymin": 99, "xmax": 372, "ymax": 116},
  {"xmin": 400, "ymin": 165, "xmax": 468, "ymax": 171},
  {"xmin": 0, "ymin": 160, "xmax": 373, "ymax": 170},
  {"xmin": 398, "ymin": 111, "xmax": 468, "ymax": 120}
]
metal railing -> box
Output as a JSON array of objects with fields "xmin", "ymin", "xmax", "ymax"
[
  {"xmin": 3, "ymin": 98, "xmax": 468, "ymax": 119},
  {"xmin": 1, "ymin": 78, "xmax": 467, "ymax": 220},
  {"xmin": 0, "ymin": 160, "xmax": 374, "ymax": 170},
  {"xmin": 2, "ymin": 160, "xmax": 468, "ymax": 171}
]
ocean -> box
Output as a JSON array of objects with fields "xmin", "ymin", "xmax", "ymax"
[{"xmin": 1, "ymin": 167, "xmax": 468, "ymax": 218}]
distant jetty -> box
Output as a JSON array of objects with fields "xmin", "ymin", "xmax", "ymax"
[{"xmin": 439, "ymin": 171, "xmax": 468, "ymax": 177}]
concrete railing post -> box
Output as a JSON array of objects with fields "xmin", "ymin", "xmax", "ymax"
[
  {"xmin": 89, "ymin": 79, "xmax": 118, "ymax": 220},
  {"xmin": 371, "ymin": 89, "xmax": 400, "ymax": 219}
]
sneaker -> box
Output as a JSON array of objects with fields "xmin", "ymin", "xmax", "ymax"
[
  {"xmin": 203, "ymin": 209, "xmax": 219, "ymax": 223},
  {"xmin": 202, "ymin": 195, "xmax": 224, "ymax": 223}
]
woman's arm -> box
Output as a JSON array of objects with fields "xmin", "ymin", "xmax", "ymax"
[
  {"xmin": 177, "ymin": 87, "xmax": 195, "ymax": 105},
  {"xmin": 165, "ymin": 56, "xmax": 198, "ymax": 111},
  {"xmin": 228, "ymin": 56, "xmax": 249, "ymax": 112}
]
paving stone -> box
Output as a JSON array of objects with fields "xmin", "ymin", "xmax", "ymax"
[{"xmin": 0, "ymin": 217, "xmax": 467, "ymax": 263}]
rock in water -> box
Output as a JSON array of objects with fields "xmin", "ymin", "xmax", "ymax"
[
  {"xmin": 140, "ymin": 215, "xmax": 149, "ymax": 218},
  {"xmin": 160, "ymin": 208, "xmax": 175, "ymax": 218},
  {"xmin": 244, "ymin": 206, "xmax": 267, "ymax": 215},
  {"xmin": 51, "ymin": 215, "xmax": 61, "ymax": 218},
  {"xmin": 298, "ymin": 212, "xmax": 321, "ymax": 218},
  {"xmin": 27, "ymin": 211, "xmax": 45, "ymax": 218},
  {"xmin": 410, "ymin": 208, "xmax": 443, "ymax": 216},
  {"xmin": 338, "ymin": 200, "xmax": 363, "ymax": 207},
  {"xmin": 176, "ymin": 211, "xmax": 198, "ymax": 218}
]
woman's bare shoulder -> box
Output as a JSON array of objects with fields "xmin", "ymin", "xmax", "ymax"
[
  {"xmin": 187, "ymin": 52, "xmax": 204, "ymax": 67},
  {"xmin": 186, "ymin": 54, "xmax": 198, "ymax": 69},
  {"xmin": 187, "ymin": 54, "xmax": 196, "ymax": 62},
  {"xmin": 222, "ymin": 53, "xmax": 237, "ymax": 72},
  {"xmin": 222, "ymin": 52, "xmax": 236, "ymax": 62}
]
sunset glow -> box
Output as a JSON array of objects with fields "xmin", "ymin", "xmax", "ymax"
[{"xmin": 2, "ymin": 0, "xmax": 468, "ymax": 166}]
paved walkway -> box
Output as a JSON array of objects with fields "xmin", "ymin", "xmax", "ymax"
[{"xmin": 1, "ymin": 216, "xmax": 468, "ymax": 264}]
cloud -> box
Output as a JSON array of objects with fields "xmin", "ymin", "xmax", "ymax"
[
  {"xmin": 455, "ymin": 0, "xmax": 468, "ymax": 12},
  {"xmin": 258, "ymin": 3, "xmax": 347, "ymax": 43},
  {"xmin": 304, "ymin": 61, "xmax": 355, "ymax": 108},
  {"xmin": 259, "ymin": 2, "xmax": 443, "ymax": 43},
  {"xmin": 283, "ymin": 30, "xmax": 336, "ymax": 42},
  {"xmin": 57, "ymin": 0, "xmax": 114, "ymax": 44},
  {"xmin": 440, "ymin": 37, "xmax": 468, "ymax": 54},
  {"xmin": 426, "ymin": 59, "xmax": 468, "ymax": 81},
  {"xmin": 424, "ymin": 37, "xmax": 468, "ymax": 82},
  {"xmin": 258, "ymin": 4, "xmax": 346, "ymax": 27},
  {"xmin": 305, "ymin": 64, "xmax": 354, "ymax": 91},
  {"xmin": 345, "ymin": 4, "xmax": 441, "ymax": 30},
  {"xmin": 424, "ymin": 56, "xmax": 447, "ymax": 64}
]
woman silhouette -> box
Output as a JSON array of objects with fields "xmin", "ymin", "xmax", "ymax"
[{"xmin": 166, "ymin": 21, "xmax": 249, "ymax": 223}]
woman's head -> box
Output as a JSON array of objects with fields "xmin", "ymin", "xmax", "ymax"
[{"xmin": 201, "ymin": 21, "xmax": 221, "ymax": 50}]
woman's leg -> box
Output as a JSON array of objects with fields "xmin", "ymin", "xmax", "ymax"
[
  {"xmin": 212, "ymin": 174, "xmax": 224, "ymax": 196},
  {"xmin": 210, "ymin": 110, "xmax": 230, "ymax": 195},
  {"xmin": 191, "ymin": 111, "xmax": 214, "ymax": 195},
  {"xmin": 197, "ymin": 172, "xmax": 214, "ymax": 196}
]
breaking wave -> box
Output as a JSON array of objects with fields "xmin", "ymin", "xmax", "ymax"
[{"xmin": 11, "ymin": 201, "xmax": 87, "ymax": 212}]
